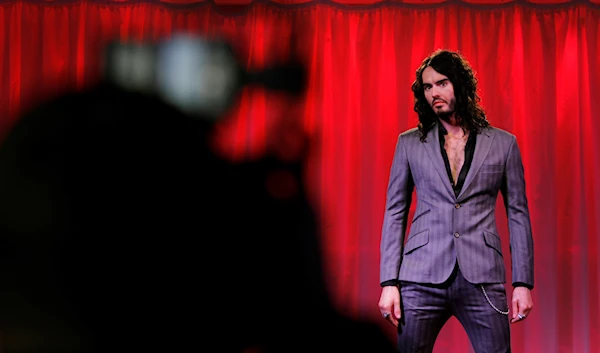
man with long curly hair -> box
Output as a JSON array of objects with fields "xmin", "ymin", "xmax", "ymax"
[{"xmin": 377, "ymin": 49, "xmax": 534, "ymax": 353}]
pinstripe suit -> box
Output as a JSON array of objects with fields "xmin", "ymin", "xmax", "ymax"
[{"xmin": 380, "ymin": 121, "xmax": 534, "ymax": 352}]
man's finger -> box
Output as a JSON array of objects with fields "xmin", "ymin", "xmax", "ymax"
[{"xmin": 511, "ymin": 298, "xmax": 519, "ymax": 321}]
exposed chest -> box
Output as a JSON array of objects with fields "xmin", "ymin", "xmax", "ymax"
[{"xmin": 444, "ymin": 134, "xmax": 468, "ymax": 180}]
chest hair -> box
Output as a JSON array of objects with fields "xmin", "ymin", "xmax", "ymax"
[{"xmin": 444, "ymin": 133, "xmax": 469, "ymax": 184}]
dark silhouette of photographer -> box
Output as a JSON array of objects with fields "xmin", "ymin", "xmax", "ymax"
[{"xmin": 0, "ymin": 77, "xmax": 395, "ymax": 352}]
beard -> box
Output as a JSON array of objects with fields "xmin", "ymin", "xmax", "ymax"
[
  {"xmin": 433, "ymin": 98, "xmax": 456, "ymax": 121},
  {"xmin": 437, "ymin": 109, "xmax": 454, "ymax": 120}
]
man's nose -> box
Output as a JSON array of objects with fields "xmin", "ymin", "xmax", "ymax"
[{"xmin": 430, "ymin": 86, "xmax": 440, "ymax": 97}]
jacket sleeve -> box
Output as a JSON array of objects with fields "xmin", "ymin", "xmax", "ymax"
[
  {"xmin": 380, "ymin": 134, "xmax": 415, "ymax": 285},
  {"xmin": 501, "ymin": 136, "xmax": 534, "ymax": 289}
]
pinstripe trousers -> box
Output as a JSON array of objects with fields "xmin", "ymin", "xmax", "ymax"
[{"xmin": 397, "ymin": 263, "xmax": 511, "ymax": 353}]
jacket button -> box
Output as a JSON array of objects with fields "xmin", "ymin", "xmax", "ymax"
[
  {"xmin": 454, "ymin": 232, "xmax": 460, "ymax": 238},
  {"xmin": 455, "ymin": 203, "xmax": 461, "ymax": 209}
]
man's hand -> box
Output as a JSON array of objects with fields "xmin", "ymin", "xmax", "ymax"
[
  {"xmin": 378, "ymin": 286, "xmax": 401, "ymax": 327},
  {"xmin": 510, "ymin": 286, "xmax": 533, "ymax": 324}
]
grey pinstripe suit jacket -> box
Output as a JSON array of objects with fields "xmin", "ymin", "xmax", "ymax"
[{"xmin": 380, "ymin": 122, "xmax": 534, "ymax": 287}]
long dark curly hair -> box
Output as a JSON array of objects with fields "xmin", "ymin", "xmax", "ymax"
[{"xmin": 411, "ymin": 49, "xmax": 490, "ymax": 142}]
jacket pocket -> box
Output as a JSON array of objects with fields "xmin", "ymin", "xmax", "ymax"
[
  {"xmin": 483, "ymin": 231, "xmax": 503, "ymax": 256},
  {"xmin": 404, "ymin": 229, "xmax": 429, "ymax": 255},
  {"xmin": 479, "ymin": 164, "xmax": 504, "ymax": 173}
]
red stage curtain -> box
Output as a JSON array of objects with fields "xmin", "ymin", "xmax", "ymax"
[{"xmin": 0, "ymin": 1, "xmax": 599, "ymax": 352}]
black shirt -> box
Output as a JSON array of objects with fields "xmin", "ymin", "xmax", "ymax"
[{"xmin": 438, "ymin": 122, "xmax": 476, "ymax": 198}]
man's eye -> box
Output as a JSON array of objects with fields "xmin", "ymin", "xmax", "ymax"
[{"xmin": 440, "ymin": 82, "xmax": 447, "ymax": 87}]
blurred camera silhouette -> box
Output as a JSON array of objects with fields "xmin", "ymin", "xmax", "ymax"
[{"xmin": 0, "ymin": 34, "xmax": 395, "ymax": 353}]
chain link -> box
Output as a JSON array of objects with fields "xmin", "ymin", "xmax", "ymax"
[{"xmin": 480, "ymin": 285, "xmax": 509, "ymax": 315}]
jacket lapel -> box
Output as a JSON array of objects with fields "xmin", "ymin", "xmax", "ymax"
[
  {"xmin": 457, "ymin": 127, "xmax": 496, "ymax": 201},
  {"xmin": 423, "ymin": 122, "xmax": 456, "ymax": 199}
]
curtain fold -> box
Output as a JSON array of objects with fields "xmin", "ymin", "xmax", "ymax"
[{"xmin": 0, "ymin": 1, "xmax": 598, "ymax": 352}]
